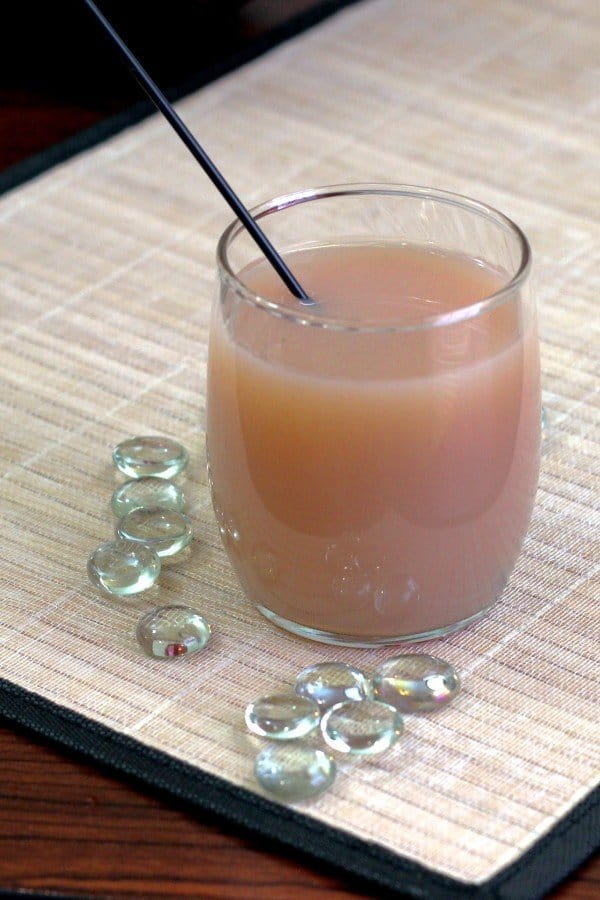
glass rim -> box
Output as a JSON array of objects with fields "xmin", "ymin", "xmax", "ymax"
[{"xmin": 216, "ymin": 183, "xmax": 532, "ymax": 333}]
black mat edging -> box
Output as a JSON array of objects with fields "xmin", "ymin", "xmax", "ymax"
[
  {"xmin": 1, "ymin": 679, "xmax": 598, "ymax": 899},
  {"xmin": 0, "ymin": 889, "xmax": 90, "ymax": 900},
  {"xmin": 0, "ymin": 0, "xmax": 363, "ymax": 198}
]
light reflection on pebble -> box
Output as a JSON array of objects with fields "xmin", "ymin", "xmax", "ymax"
[
  {"xmin": 254, "ymin": 743, "xmax": 336, "ymax": 801},
  {"xmin": 321, "ymin": 699, "xmax": 403, "ymax": 755},
  {"xmin": 245, "ymin": 694, "xmax": 320, "ymax": 740},
  {"xmin": 295, "ymin": 662, "xmax": 371, "ymax": 707},
  {"xmin": 372, "ymin": 654, "xmax": 460, "ymax": 713},
  {"xmin": 113, "ymin": 435, "xmax": 188, "ymax": 479}
]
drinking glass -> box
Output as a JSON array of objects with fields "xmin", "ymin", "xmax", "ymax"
[{"xmin": 206, "ymin": 184, "xmax": 540, "ymax": 646}]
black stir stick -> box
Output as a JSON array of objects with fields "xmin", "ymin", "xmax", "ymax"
[{"xmin": 83, "ymin": 0, "xmax": 314, "ymax": 306}]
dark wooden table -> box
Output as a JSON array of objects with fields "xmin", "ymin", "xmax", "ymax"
[{"xmin": 1, "ymin": 2, "xmax": 597, "ymax": 896}]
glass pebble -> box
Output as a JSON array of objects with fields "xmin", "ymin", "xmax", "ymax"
[
  {"xmin": 113, "ymin": 435, "xmax": 188, "ymax": 479},
  {"xmin": 295, "ymin": 662, "xmax": 371, "ymax": 707},
  {"xmin": 321, "ymin": 700, "xmax": 403, "ymax": 755},
  {"xmin": 116, "ymin": 508, "xmax": 193, "ymax": 558},
  {"xmin": 136, "ymin": 605, "xmax": 211, "ymax": 658},
  {"xmin": 372, "ymin": 654, "xmax": 460, "ymax": 713},
  {"xmin": 245, "ymin": 694, "xmax": 320, "ymax": 740},
  {"xmin": 111, "ymin": 477, "xmax": 185, "ymax": 517},
  {"xmin": 87, "ymin": 539, "xmax": 161, "ymax": 596},
  {"xmin": 255, "ymin": 743, "xmax": 336, "ymax": 801}
]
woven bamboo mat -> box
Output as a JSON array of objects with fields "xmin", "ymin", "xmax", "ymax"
[{"xmin": 1, "ymin": 0, "xmax": 598, "ymax": 893}]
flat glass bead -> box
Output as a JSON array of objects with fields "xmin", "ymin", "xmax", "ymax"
[
  {"xmin": 245, "ymin": 694, "xmax": 320, "ymax": 740},
  {"xmin": 136, "ymin": 605, "xmax": 211, "ymax": 658},
  {"xmin": 295, "ymin": 662, "xmax": 371, "ymax": 707},
  {"xmin": 111, "ymin": 477, "xmax": 185, "ymax": 517},
  {"xmin": 372, "ymin": 654, "xmax": 460, "ymax": 713},
  {"xmin": 116, "ymin": 508, "xmax": 193, "ymax": 558},
  {"xmin": 255, "ymin": 743, "xmax": 336, "ymax": 801},
  {"xmin": 113, "ymin": 435, "xmax": 188, "ymax": 479},
  {"xmin": 87, "ymin": 539, "xmax": 161, "ymax": 596},
  {"xmin": 321, "ymin": 700, "xmax": 403, "ymax": 755}
]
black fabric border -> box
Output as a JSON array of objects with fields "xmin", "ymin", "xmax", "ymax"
[
  {"xmin": 0, "ymin": 0, "xmax": 362, "ymax": 198},
  {"xmin": 1, "ymin": 0, "xmax": 598, "ymax": 894},
  {"xmin": 0, "ymin": 679, "xmax": 598, "ymax": 899}
]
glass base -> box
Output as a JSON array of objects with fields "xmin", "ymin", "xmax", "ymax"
[{"xmin": 256, "ymin": 603, "xmax": 495, "ymax": 647}]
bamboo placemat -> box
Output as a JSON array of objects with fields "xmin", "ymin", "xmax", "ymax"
[{"xmin": 1, "ymin": 1, "xmax": 598, "ymax": 897}]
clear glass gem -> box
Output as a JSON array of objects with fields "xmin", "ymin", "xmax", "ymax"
[
  {"xmin": 254, "ymin": 743, "xmax": 336, "ymax": 801},
  {"xmin": 372, "ymin": 654, "xmax": 460, "ymax": 713},
  {"xmin": 320, "ymin": 700, "xmax": 403, "ymax": 755},
  {"xmin": 136, "ymin": 605, "xmax": 211, "ymax": 658},
  {"xmin": 245, "ymin": 694, "xmax": 320, "ymax": 740},
  {"xmin": 111, "ymin": 477, "xmax": 185, "ymax": 517},
  {"xmin": 295, "ymin": 662, "xmax": 371, "ymax": 707},
  {"xmin": 116, "ymin": 508, "xmax": 193, "ymax": 558},
  {"xmin": 87, "ymin": 539, "xmax": 161, "ymax": 596},
  {"xmin": 113, "ymin": 435, "xmax": 188, "ymax": 479}
]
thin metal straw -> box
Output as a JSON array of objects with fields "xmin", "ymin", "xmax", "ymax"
[{"xmin": 83, "ymin": 0, "xmax": 314, "ymax": 305}]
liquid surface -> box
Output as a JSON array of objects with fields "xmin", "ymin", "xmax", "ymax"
[
  {"xmin": 243, "ymin": 241, "xmax": 502, "ymax": 323},
  {"xmin": 207, "ymin": 243, "xmax": 540, "ymax": 640}
]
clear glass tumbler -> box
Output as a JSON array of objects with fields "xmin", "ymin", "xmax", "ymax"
[{"xmin": 206, "ymin": 185, "xmax": 540, "ymax": 646}]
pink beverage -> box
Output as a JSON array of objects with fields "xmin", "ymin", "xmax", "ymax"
[{"xmin": 207, "ymin": 186, "xmax": 540, "ymax": 644}]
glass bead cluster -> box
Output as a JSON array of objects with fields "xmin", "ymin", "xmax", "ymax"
[
  {"xmin": 248, "ymin": 656, "xmax": 460, "ymax": 801},
  {"xmin": 86, "ymin": 436, "xmax": 463, "ymax": 802},
  {"xmin": 86, "ymin": 435, "xmax": 211, "ymax": 659}
]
